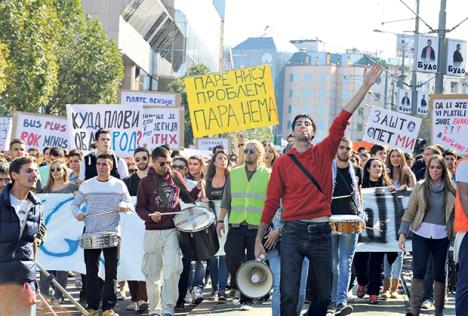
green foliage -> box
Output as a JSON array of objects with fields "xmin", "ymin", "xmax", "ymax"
[
  {"xmin": 0, "ymin": 0, "xmax": 123, "ymax": 115},
  {"xmin": 168, "ymin": 64, "xmax": 210, "ymax": 147},
  {"xmin": 0, "ymin": 43, "xmax": 8, "ymax": 93},
  {"xmin": 0, "ymin": 0, "xmax": 60, "ymax": 114}
]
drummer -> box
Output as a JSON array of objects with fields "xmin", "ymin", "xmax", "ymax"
[
  {"xmin": 136, "ymin": 146, "xmax": 204, "ymax": 316},
  {"xmin": 329, "ymin": 136, "xmax": 364, "ymax": 315},
  {"xmin": 72, "ymin": 153, "xmax": 134, "ymax": 316}
]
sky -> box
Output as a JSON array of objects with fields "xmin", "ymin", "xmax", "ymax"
[{"xmin": 223, "ymin": 0, "xmax": 468, "ymax": 58}]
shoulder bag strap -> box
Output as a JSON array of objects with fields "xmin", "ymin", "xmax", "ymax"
[{"xmin": 287, "ymin": 154, "xmax": 323, "ymax": 194}]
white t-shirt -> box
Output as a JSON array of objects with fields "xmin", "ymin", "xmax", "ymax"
[{"xmin": 10, "ymin": 194, "xmax": 32, "ymax": 237}]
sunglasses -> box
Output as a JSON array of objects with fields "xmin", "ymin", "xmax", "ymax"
[
  {"xmin": 51, "ymin": 167, "xmax": 62, "ymax": 172},
  {"xmin": 135, "ymin": 156, "xmax": 148, "ymax": 162},
  {"xmin": 158, "ymin": 161, "xmax": 171, "ymax": 167},
  {"xmin": 244, "ymin": 149, "xmax": 256, "ymax": 154},
  {"xmin": 172, "ymin": 165, "xmax": 186, "ymax": 170}
]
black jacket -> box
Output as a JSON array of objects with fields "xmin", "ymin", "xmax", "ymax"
[{"xmin": 0, "ymin": 184, "xmax": 44, "ymax": 284}]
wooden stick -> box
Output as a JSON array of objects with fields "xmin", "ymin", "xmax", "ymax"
[
  {"xmin": 37, "ymin": 292, "xmax": 58, "ymax": 316},
  {"xmin": 149, "ymin": 211, "xmax": 180, "ymax": 216},
  {"xmin": 365, "ymin": 226, "xmax": 383, "ymax": 232}
]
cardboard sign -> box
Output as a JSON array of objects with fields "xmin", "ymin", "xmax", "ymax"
[
  {"xmin": 398, "ymin": 89, "xmax": 412, "ymax": 114},
  {"xmin": 416, "ymin": 35, "xmax": 438, "ymax": 73},
  {"xmin": 431, "ymin": 94, "xmax": 468, "ymax": 154},
  {"xmin": 0, "ymin": 117, "xmax": 12, "ymax": 151},
  {"xmin": 446, "ymin": 39, "xmax": 466, "ymax": 77},
  {"xmin": 141, "ymin": 106, "xmax": 184, "ymax": 149},
  {"xmin": 363, "ymin": 106, "xmax": 421, "ymax": 153},
  {"xmin": 66, "ymin": 104, "xmax": 143, "ymax": 157},
  {"xmin": 121, "ymin": 90, "xmax": 180, "ymax": 107},
  {"xmin": 184, "ymin": 65, "xmax": 279, "ymax": 138},
  {"xmin": 196, "ymin": 138, "xmax": 230, "ymax": 153},
  {"xmin": 417, "ymin": 91, "xmax": 429, "ymax": 115},
  {"xmin": 12, "ymin": 112, "xmax": 68, "ymax": 151}
]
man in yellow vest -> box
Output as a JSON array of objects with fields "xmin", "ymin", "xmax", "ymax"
[
  {"xmin": 216, "ymin": 140, "xmax": 271, "ymax": 311},
  {"xmin": 455, "ymin": 157, "xmax": 468, "ymax": 315}
]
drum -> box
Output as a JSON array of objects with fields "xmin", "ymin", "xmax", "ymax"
[
  {"xmin": 174, "ymin": 205, "xmax": 219, "ymax": 261},
  {"xmin": 199, "ymin": 201, "xmax": 227, "ymax": 256},
  {"xmin": 329, "ymin": 215, "xmax": 365, "ymax": 234},
  {"xmin": 79, "ymin": 232, "xmax": 120, "ymax": 249}
]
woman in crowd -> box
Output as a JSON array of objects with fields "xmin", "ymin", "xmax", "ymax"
[
  {"xmin": 203, "ymin": 151, "xmax": 231, "ymax": 301},
  {"xmin": 263, "ymin": 142, "xmax": 278, "ymax": 169},
  {"xmin": 353, "ymin": 157, "xmax": 397, "ymax": 304},
  {"xmin": 39, "ymin": 160, "xmax": 78, "ymax": 307},
  {"xmin": 360, "ymin": 152, "xmax": 370, "ymax": 169},
  {"xmin": 381, "ymin": 148, "xmax": 417, "ymax": 299},
  {"xmin": 398, "ymin": 155, "xmax": 456, "ymax": 316}
]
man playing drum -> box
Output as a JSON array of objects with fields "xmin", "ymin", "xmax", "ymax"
[
  {"xmin": 136, "ymin": 146, "xmax": 203, "ymax": 316},
  {"xmin": 216, "ymin": 140, "xmax": 271, "ymax": 311},
  {"xmin": 72, "ymin": 153, "xmax": 134, "ymax": 316},
  {"xmin": 329, "ymin": 136, "xmax": 365, "ymax": 316}
]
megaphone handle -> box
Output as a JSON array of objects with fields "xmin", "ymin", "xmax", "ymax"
[{"xmin": 259, "ymin": 254, "xmax": 267, "ymax": 262}]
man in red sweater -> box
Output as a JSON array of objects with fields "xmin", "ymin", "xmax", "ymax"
[{"xmin": 255, "ymin": 63, "xmax": 382, "ymax": 316}]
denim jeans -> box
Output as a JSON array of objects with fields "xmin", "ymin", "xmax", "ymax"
[
  {"xmin": 331, "ymin": 233, "xmax": 358, "ymax": 305},
  {"xmin": 384, "ymin": 252, "xmax": 403, "ymax": 279},
  {"xmin": 280, "ymin": 221, "xmax": 332, "ymax": 316},
  {"xmin": 189, "ymin": 261, "xmax": 207, "ymax": 289},
  {"xmin": 269, "ymin": 248, "xmax": 309, "ymax": 316},
  {"xmin": 208, "ymin": 256, "xmax": 228, "ymax": 292},
  {"xmin": 456, "ymin": 233, "xmax": 468, "ymax": 316}
]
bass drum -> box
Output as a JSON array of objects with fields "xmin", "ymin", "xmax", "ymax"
[
  {"xmin": 199, "ymin": 201, "xmax": 227, "ymax": 256},
  {"xmin": 174, "ymin": 205, "xmax": 219, "ymax": 261}
]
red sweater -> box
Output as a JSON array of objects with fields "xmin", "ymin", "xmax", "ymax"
[{"xmin": 261, "ymin": 110, "xmax": 352, "ymax": 224}]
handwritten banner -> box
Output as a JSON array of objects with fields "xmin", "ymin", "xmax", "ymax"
[
  {"xmin": 141, "ymin": 106, "xmax": 184, "ymax": 149},
  {"xmin": 121, "ymin": 90, "xmax": 179, "ymax": 107},
  {"xmin": 184, "ymin": 65, "xmax": 279, "ymax": 138},
  {"xmin": 0, "ymin": 117, "xmax": 12, "ymax": 151},
  {"xmin": 363, "ymin": 106, "xmax": 421, "ymax": 154},
  {"xmin": 196, "ymin": 138, "xmax": 230, "ymax": 152},
  {"xmin": 431, "ymin": 94, "xmax": 468, "ymax": 154},
  {"xmin": 66, "ymin": 104, "xmax": 143, "ymax": 157},
  {"xmin": 12, "ymin": 112, "xmax": 68, "ymax": 151}
]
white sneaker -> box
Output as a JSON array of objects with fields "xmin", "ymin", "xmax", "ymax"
[
  {"xmin": 192, "ymin": 286, "xmax": 204, "ymax": 305},
  {"xmin": 184, "ymin": 291, "xmax": 192, "ymax": 304},
  {"xmin": 240, "ymin": 303, "xmax": 253, "ymax": 311},
  {"xmin": 421, "ymin": 299, "xmax": 434, "ymax": 310},
  {"xmin": 232, "ymin": 290, "xmax": 241, "ymax": 306},
  {"xmin": 126, "ymin": 302, "xmax": 137, "ymax": 311}
]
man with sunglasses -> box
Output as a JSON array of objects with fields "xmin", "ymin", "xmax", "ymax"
[
  {"xmin": 136, "ymin": 146, "xmax": 204, "ymax": 316},
  {"xmin": 123, "ymin": 147, "xmax": 150, "ymax": 313},
  {"xmin": 216, "ymin": 140, "xmax": 271, "ymax": 311},
  {"xmin": 255, "ymin": 63, "xmax": 382, "ymax": 316}
]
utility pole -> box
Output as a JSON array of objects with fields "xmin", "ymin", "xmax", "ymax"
[
  {"xmin": 435, "ymin": 0, "xmax": 447, "ymax": 94},
  {"xmin": 411, "ymin": 0, "xmax": 420, "ymax": 115}
]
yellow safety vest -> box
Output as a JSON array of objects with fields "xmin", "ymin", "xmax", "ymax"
[{"xmin": 229, "ymin": 164, "xmax": 270, "ymax": 225}]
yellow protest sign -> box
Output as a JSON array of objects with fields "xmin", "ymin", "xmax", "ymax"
[{"xmin": 184, "ymin": 65, "xmax": 279, "ymax": 138}]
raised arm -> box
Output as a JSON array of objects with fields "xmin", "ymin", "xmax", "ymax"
[{"xmin": 344, "ymin": 63, "xmax": 383, "ymax": 114}]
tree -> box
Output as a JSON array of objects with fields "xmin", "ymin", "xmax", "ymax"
[
  {"xmin": 168, "ymin": 64, "xmax": 210, "ymax": 147},
  {"xmin": 44, "ymin": 0, "xmax": 123, "ymax": 115},
  {"xmin": 0, "ymin": 0, "xmax": 60, "ymax": 114},
  {"xmin": 0, "ymin": 43, "xmax": 8, "ymax": 93}
]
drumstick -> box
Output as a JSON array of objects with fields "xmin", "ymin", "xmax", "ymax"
[
  {"xmin": 365, "ymin": 226, "xmax": 383, "ymax": 232},
  {"xmin": 149, "ymin": 212, "xmax": 179, "ymax": 216},
  {"xmin": 332, "ymin": 195, "xmax": 352, "ymax": 200}
]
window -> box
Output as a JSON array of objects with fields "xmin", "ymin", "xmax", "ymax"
[
  {"xmin": 289, "ymin": 73, "xmax": 295, "ymax": 82},
  {"xmin": 304, "ymin": 74, "xmax": 313, "ymax": 81},
  {"xmin": 287, "ymin": 120, "xmax": 292, "ymax": 129},
  {"xmin": 320, "ymin": 90, "xmax": 327, "ymax": 98},
  {"xmin": 289, "ymin": 89, "xmax": 294, "ymax": 98},
  {"xmin": 320, "ymin": 74, "xmax": 327, "ymax": 82},
  {"xmin": 288, "ymin": 105, "xmax": 292, "ymax": 114},
  {"xmin": 303, "ymin": 90, "xmax": 311, "ymax": 98},
  {"xmin": 341, "ymin": 91, "xmax": 349, "ymax": 99},
  {"xmin": 357, "ymin": 123, "xmax": 363, "ymax": 131},
  {"xmin": 358, "ymin": 108, "xmax": 364, "ymax": 115},
  {"xmin": 451, "ymin": 82, "xmax": 458, "ymax": 93}
]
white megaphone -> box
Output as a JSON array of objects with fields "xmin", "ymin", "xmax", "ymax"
[{"xmin": 236, "ymin": 255, "xmax": 273, "ymax": 299}]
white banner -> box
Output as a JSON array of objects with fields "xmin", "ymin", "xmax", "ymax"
[
  {"xmin": 141, "ymin": 107, "xmax": 183, "ymax": 149},
  {"xmin": 446, "ymin": 39, "xmax": 466, "ymax": 77},
  {"xmin": 121, "ymin": 90, "xmax": 179, "ymax": 107},
  {"xmin": 398, "ymin": 89, "xmax": 412, "ymax": 114},
  {"xmin": 417, "ymin": 91, "xmax": 429, "ymax": 115},
  {"xmin": 66, "ymin": 104, "xmax": 143, "ymax": 157},
  {"xmin": 363, "ymin": 106, "xmax": 421, "ymax": 154},
  {"xmin": 196, "ymin": 138, "xmax": 230, "ymax": 153},
  {"xmin": 0, "ymin": 117, "xmax": 12, "ymax": 151},
  {"xmin": 432, "ymin": 95, "xmax": 468, "ymax": 154},
  {"xmin": 12, "ymin": 113, "xmax": 68, "ymax": 151},
  {"xmin": 416, "ymin": 35, "xmax": 438, "ymax": 73}
]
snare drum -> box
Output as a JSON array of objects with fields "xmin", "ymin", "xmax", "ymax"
[
  {"xmin": 329, "ymin": 215, "xmax": 364, "ymax": 234},
  {"xmin": 79, "ymin": 232, "xmax": 120, "ymax": 249},
  {"xmin": 174, "ymin": 205, "xmax": 219, "ymax": 261}
]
